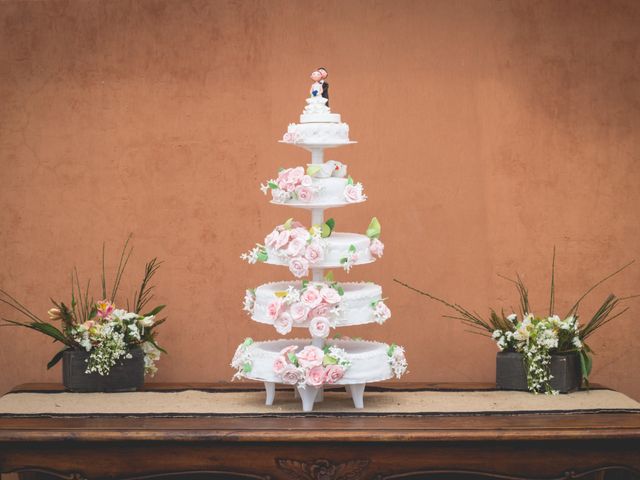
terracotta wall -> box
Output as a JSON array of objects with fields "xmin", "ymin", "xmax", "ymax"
[{"xmin": 1, "ymin": 0, "xmax": 639, "ymax": 399}]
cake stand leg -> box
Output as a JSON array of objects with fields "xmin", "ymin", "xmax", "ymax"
[
  {"xmin": 264, "ymin": 381, "xmax": 276, "ymax": 406},
  {"xmin": 350, "ymin": 383, "xmax": 366, "ymax": 409},
  {"xmin": 297, "ymin": 385, "xmax": 319, "ymax": 412}
]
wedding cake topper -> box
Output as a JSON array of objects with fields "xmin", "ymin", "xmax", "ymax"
[{"xmin": 300, "ymin": 67, "xmax": 340, "ymax": 124}]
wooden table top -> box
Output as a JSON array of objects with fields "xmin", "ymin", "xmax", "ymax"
[{"xmin": 1, "ymin": 382, "xmax": 639, "ymax": 443}]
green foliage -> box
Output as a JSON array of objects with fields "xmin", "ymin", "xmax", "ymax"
[{"xmin": 366, "ymin": 217, "xmax": 381, "ymax": 239}]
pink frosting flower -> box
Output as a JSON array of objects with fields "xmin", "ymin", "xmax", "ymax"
[
  {"xmin": 301, "ymin": 286, "xmax": 322, "ymax": 308},
  {"xmin": 300, "ymin": 175, "xmax": 313, "ymax": 187},
  {"xmin": 309, "ymin": 303, "xmax": 331, "ymax": 319},
  {"xmin": 324, "ymin": 364, "xmax": 345, "ymax": 384},
  {"xmin": 264, "ymin": 229, "xmax": 280, "ymax": 249},
  {"xmin": 273, "ymin": 355, "xmax": 288, "ymax": 374},
  {"xmin": 282, "ymin": 132, "xmax": 294, "ymax": 143},
  {"xmin": 289, "ymin": 302, "xmax": 310, "ymax": 324},
  {"xmin": 289, "ymin": 166, "xmax": 305, "ymax": 184},
  {"xmin": 369, "ymin": 238, "xmax": 384, "ymax": 257},
  {"xmin": 304, "ymin": 242, "xmax": 324, "ymax": 263},
  {"xmin": 375, "ymin": 301, "xmax": 391, "ymax": 323},
  {"xmin": 290, "ymin": 227, "xmax": 311, "ymax": 241},
  {"xmin": 344, "ymin": 184, "xmax": 363, "ymax": 203},
  {"xmin": 306, "ymin": 365, "xmax": 326, "ymax": 387},
  {"xmin": 289, "ymin": 257, "xmax": 309, "ymax": 278},
  {"xmin": 286, "ymin": 237, "xmax": 307, "ymax": 257},
  {"xmin": 279, "ymin": 345, "xmax": 299, "ymax": 357},
  {"xmin": 309, "ymin": 316, "xmax": 331, "ymax": 338},
  {"xmin": 274, "ymin": 312, "xmax": 293, "ymax": 335},
  {"xmin": 320, "ymin": 286, "xmax": 341, "ymax": 305},
  {"xmin": 266, "ymin": 298, "xmax": 283, "ymax": 321},
  {"xmin": 296, "ymin": 345, "xmax": 324, "ymax": 368},
  {"xmin": 275, "ymin": 230, "xmax": 291, "ymax": 250},
  {"xmin": 295, "ymin": 186, "xmax": 313, "ymax": 203},
  {"xmin": 280, "ymin": 364, "xmax": 304, "ymax": 385}
]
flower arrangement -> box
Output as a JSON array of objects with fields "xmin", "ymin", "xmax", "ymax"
[
  {"xmin": 387, "ymin": 343, "xmax": 408, "ymax": 378},
  {"xmin": 231, "ymin": 337, "xmax": 254, "ymax": 380},
  {"xmin": 273, "ymin": 344, "xmax": 352, "ymax": 387},
  {"xmin": 241, "ymin": 217, "xmax": 335, "ymax": 277},
  {"xmin": 343, "ymin": 176, "xmax": 367, "ymax": 203},
  {"xmin": 0, "ymin": 237, "xmax": 166, "ymax": 377},
  {"xmin": 261, "ymin": 166, "xmax": 319, "ymax": 204},
  {"xmin": 395, "ymin": 252, "xmax": 635, "ymax": 394}
]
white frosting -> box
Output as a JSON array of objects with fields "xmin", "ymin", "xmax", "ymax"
[
  {"xmin": 300, "ymin": 96, "xmax": 341, "ymax": 123},
  {"xmin": 271, "ymin": 177, "xmax": 365, "ymax": 209},
  {"xmin": 244, "ymin": 339, "xmax": 394, "ymax": 385},
  {"xmin": 252, "ymin": 281, "xmax": 383, "ymax": 327},
  {"xmin": 265, "ymin": 232, "xmax": 373, "ymax": 268},
  {"xmin": 283, "ymin": 122, "xmax": 351, "ymax": 146}
]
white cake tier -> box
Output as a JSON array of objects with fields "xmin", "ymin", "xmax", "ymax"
[
  {"xmin": 244, "ymin": 339, "xmax": 395, "ymax": 385},
  {"xmin": 265, "ymin": 232, "xmax": 374, "ymax": 269},
  {"xmin": 270, "ymin": 177, "xmax": 366, "ymax": 209},
  {"xmin": 251, "ymin": 281, "xmax": 386, "ymax": 328},
  {"xmin": 281, "ymin": 122, "xmax": 353, "ymax": 146}
]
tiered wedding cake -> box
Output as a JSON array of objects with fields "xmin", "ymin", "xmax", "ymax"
[{"xmin": 232, "ymin": 71, "xmax": 407, "ymax": 411}]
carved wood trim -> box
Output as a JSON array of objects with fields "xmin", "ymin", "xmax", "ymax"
[
  {"xmin": 374, "ymin": 465, "xmax": 640, "ymax": 479},
  {"xmin": 276, "ymin": 458, "xmax": 370, "ymax": 480},
  {"xmin": 10, "ymin": 468, "xmax": 271, "ymax": 480}
]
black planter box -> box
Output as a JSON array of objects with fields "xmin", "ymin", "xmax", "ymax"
[
  {"xmin": 496, "ymin": 351, "xmax": 581, "ymax": 393},
  {"xmin": 62, "ymin": 346, "xmax": 145, "ymax": 392}
]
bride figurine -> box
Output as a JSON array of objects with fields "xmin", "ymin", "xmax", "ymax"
[{"xmin": 310, "ymin": 70, "xmax": 323, "ymax": 97}]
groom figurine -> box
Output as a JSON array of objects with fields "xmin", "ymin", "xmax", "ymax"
[{"xmin": 318, "ymin": 67, "xmax": 329, "ymax": 106}]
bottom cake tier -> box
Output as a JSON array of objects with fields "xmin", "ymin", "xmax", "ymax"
[{"xmin": 231, "ymin": 338, "xmax": 408, "ymax": 411}]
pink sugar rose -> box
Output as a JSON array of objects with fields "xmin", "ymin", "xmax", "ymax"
[
  {"xmin": 296, "ymin": 345, "xmax": 324, "ymax": 368},
  {"xmin": 375, "ymin": 301, "xmax": 391, "ymax": 323},
  {"xmin": 300, "ymin": 175, "xmax": 313, "ymax": 187},
  {"xmin": 309, "ymin": 316, "xmax": 331, "ymax": 338},
  {"xmin": 290, "ymin": 227, "xmax": 311, "ymax": 241},
  {"xmin": 320, "ymin": 286, "xmax": 341, "ymax": 305},
  {"xmin": 285, "ymin": 182, "xmax": 297, "ymax": 193},
  {"xmin": 275, "ymin": 230, "xmax": 291, "ymax": 250},
  {"xmin": 279, "ymin": 345, "xmax": 299, "ymax": 357},
  {"xmin": 306, "ymin": 365, "xmax": 326, "ymax": 387},
  {"xmin": 264, "ymin": 229, "xmax": 280, "ymax": 249},
  {"xmin": 286, "ymin": 237, "xmax": 307, "ymax": 257},
  {"xmin": 304, "ymin": 242, "xmax": 324, "ymax": 263},
  {"xmin": 295, "ymin": 185, "xmax": 313, "ymax": 203},
  {"xmin": 273, "ymin": 355, "xmax": 287, "ymax": 374},
  {"xmin": 289, "ymin": 257, "xmax": 309, "ymax": 278},
  {"xmin": 369, "ymin": 238, "xmax": 384, "ymax": 257},
  {"xmin": 301, "ymin": 285, "xmax": 322, "ymax": 308},
  {"xmin": 266, "ymin": 298, "xmax": 283, "ymax": 321},
  {"xmin": 280, "ymin": 364, "xmax": 304, "ymax": 385},
  {"xmin": 324, "ymin": 364, "xmax": 345, "ymax": 384},
  {"xmin": 344, "ymin": 184, "xmax": 363, "ymax": 203},
  {"xmin": 289, "ymin": 302, "xmax": 310, "ymax": 324},
  {"xmin": 291, "ymin": 220, "xmax": 305, "ymax": 229},
  {"xmin": 282, "ymin": 132, "xmax": 294, "ymax": 143},
  {"xmin": 274, "ymin": 312, "xmax": 293, "ymax": 335},
  {"xmin": 309, "ymin": 303, "xmax": 331, "ymax": 319},
  {"xmin": 289, "ymin": 166, "xmax": 305, "ymax": 184}
]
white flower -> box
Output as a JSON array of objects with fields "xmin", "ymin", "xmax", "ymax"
[
  {"xmin": 507, "ymin": 313, "xmax": 517, "ymax": 322},
  {"xmin": 243, "ymin": 290, "xmax": 256, "ymax": 315},
  {"xmin": 138, "ymin": 315, "xmax": 155, "ymax": 327}
]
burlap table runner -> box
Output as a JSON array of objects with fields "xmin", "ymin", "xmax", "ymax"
[{"xmin": 1, "ymin": 388, "xmax": 638, "ymax": 417}]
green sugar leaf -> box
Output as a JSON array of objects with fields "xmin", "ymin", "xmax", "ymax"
[
  {"xmin": 324, "ymin": 271, "xmax": 334, "ymax": 282},
  {"xmin": 366, "ymin": 217, "xmax": 381, "ymax": 239},
  {"xmin": 268, "ymin": 182, "xmax": 279, "ymax": 190},
  {"xmin": 283, "ymin": 218, "xmax": 294, "ymax": 230},
  {"xmin": 347, "ymin": 176, "xmax": 354, "ymax": 186},
  {"xmin": 348, "ymin": 244, "xmax": 356, "ymax": 253},
  {"xmin": 306, "ymin": 165, "xmax": 322, "ymax": 176}
]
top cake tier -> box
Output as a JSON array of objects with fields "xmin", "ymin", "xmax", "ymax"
[{"xmin": 281, "ymin": 96, "xmax": 354, "ymax": 147}]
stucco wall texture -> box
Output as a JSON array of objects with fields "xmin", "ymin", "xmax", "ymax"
[{"xmin": 1, "ymin": 0, "xmax": 639, "ymax": 399}]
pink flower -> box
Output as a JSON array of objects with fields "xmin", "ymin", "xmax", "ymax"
[
  {"xmin": 280, "ymin": 364, "xmax": 304, "ymax": 385},
  {"xmin": 275, "ymin": 230, "xmax": 291, "ymax": 250},
  {"xmin": 324, "ymin": 364, "xmax": 345, "ymax": 384},
  {"xmin": 295, "ymin": 186, "xmax": 313, "ymax": 203},
  {"xmin": 300, "ymin": 175, "xmax": 313, "ymax": 187},
  {"xmin": 306, "ymin": 365, "xmax": 326, "ymax": 387},
  {"xmin": 296, "ymin": 345, "xmax": 324, "ymax": 368},
  {"xmin": 309, "ymin": 316, "xmax": 331, "ymax": 338},
  {"xmin": 290, "ymin": 227, "xmax": 311, "ymax": 241},
  {"xmin": 289, "ymin": 257, "xmax": 309, "ymax": 278},
  {"xmin": 289, "ymin": 166, "xmax": 304, "ymax": 184},
  {"xmin": 304, "ymin": 242, "xmax": 324, "ymax": 263},
  {"xmin": 282, "ymin": 132, "xmax": 294, "ymax": 143},
  {"xmin": 279, "ymin": 345, "xmax": 299, "ymax": 357},
  {"xmin": 309, "ymin": 303, "xmax": 331, "ymax": 319},
  {"xmin": 290, "ymin": 302, "xmax": 310, "ymax": 324},
  {"xmin": 320, "ymin": 286, "xmax": 341, "ymax": 305},
  {"xmin": 286, "ymin": 237, "xmax": 307, "ymax": 257},
  {"xmin": 301, "ymin": 286, "xmax": 322, "ymax": 308},
  {"xmin": 273, "ymin": 355, "xmax": 287, "ymax": 374},
  {"xmin": 266, "ymin": 299, "xmax": 283, "ymax": 321},
  {"xmin": 344, "ymin": 184, "xmax": 363, "ymax": 203},
  {"xmin": 264, "ymin": 229, "xmax": 280, "ymax": 249},
  {"xmin": 374, "ymin": 301, "xmax": 391, "ymax": 323},
  {"xmin": 274, "ymin": 312, "xmax": 293, "ymax": 335},
  {"xmin": 369, "ymin": 238, "xmax": 384, "ymax": 257},
  {"xmin": 96, "ymin": 300, "xmax": 115, "ymax": 319}
]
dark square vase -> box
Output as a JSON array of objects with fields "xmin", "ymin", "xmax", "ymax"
[
  {"xmin": 496, "ymin": 351, "xmax": 581, "ymax": 393},
  {"xmin": 62, "ymin": 346, "xmax": 145, "ymax": 392}
]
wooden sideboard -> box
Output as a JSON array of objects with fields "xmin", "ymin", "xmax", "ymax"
[{"xmin": 1, "ymin": 383, "xmax": 639, "ymax": 480}]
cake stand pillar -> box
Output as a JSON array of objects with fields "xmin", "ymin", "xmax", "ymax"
[{"xmin": 264, "ymin": 381, "xmax": 276, "ymax": 405}]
